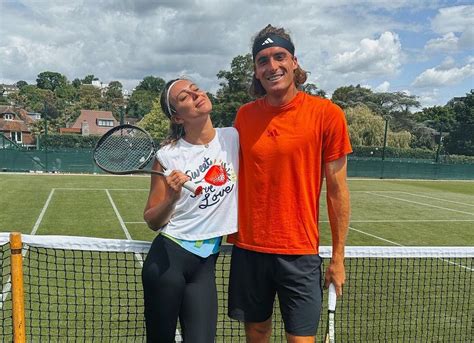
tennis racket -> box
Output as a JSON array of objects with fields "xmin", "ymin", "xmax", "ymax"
[
  {"xmin": 93, "ymin": 124, "xmax": 202, "ymax": 195},
  {"xmin": 324, "ymin": 283, "xmax": 337, "ymax": 343}
]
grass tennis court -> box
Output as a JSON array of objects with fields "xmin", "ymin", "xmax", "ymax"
[
  {"xmin": 0, "ymin": 173, "xmax": 473, "ymax": 342},
  {"xmin": 1, "ymin": 173, "xmax": 473, "ymax": 245}
]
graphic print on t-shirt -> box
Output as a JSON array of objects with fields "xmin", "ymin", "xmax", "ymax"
[
  {"xmin": 187, "ymin": 158, "xmax": 236, "ymax": 210},
  {"xmin": 204, "ymin": 164, "xmax": 228, "ymax": 186}
]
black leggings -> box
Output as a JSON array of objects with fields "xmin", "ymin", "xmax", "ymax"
[{"xmin": 142, "ymin": 235, "xmax": 218, "ymax": 343}]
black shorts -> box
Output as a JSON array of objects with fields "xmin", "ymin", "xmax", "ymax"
[{"xmin": 228, "ymin": 245, "xmax": 323, "ymax": 336}]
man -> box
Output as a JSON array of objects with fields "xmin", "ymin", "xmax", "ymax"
[{"xmin": 227, "ymin": 24, "xmax": 352, "ymax": 342}]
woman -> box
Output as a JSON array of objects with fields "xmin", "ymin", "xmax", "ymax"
[{"xmin": 141, "ymin": 78, "xmax": 239, "ymax": 342}]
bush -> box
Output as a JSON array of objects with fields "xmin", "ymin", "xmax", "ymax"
[
  {"xmin": 351, "ymin": 146, "xmax": 474, "ymax": 164},
  {"xmin": 352, "ymin": 145, "xmax": 435, "ymax": 159},
  {"xmin": 38, "ymin": 134, "xmax": 101, "ymax": 149}
]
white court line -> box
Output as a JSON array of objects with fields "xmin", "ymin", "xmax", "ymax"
[
  {"xmin": 349, "ymin": 226, "xmax": 403, "ymax": 246},
  {"xmin": 366, "ymin": 192, "xmax": 474, "ymax": 216},
  {"xmin": 345, "ymin": 219, "xmax": 474, "ymax": 223},
  {"xmin": 31, "ymin": 189, "xmax": 56, "ymax": 235},
  {"xmin": 55, "ymin": 188, "xmax": 148, "ymax": 191},
  {"xmin": 348, "ymin": 178, "xmax": 474, "ymax": 182},
  {"xmin": 349, "ymin": 226, "xmax": 472, "ymax": 271},
  {"xmin": 104, "ymin": 189, "xmax": 182, "ymax": 341},
  {"xmin": 1, "ymin": 189, "xmax": 55, "ymax": 309},
  {"xmin": 105, "ymin": 190, "xmax": 135, "ymax": 242},
  {"xmin": 127, "ymin": 219, "xmax": 474, "ymax": 225},
  {"xmin": 397, "ymin": 192, "xmax": 474, "ymax": 207}
]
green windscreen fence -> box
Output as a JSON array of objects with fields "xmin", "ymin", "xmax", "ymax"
[
  {"xmin": 348, "ymin": 157, "xmax": 474, "ymax": 179},
  {"xmin": 1, "ymin": 148, "xmax": 473, "ymax": 179}
]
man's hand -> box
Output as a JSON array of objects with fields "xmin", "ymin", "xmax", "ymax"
[{"xmin": 324, "ymin": 259, "xmax": 345, "ymax": 297}]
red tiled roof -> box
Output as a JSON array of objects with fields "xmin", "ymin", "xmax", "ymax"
[
  {"xmin": 18, "ymin": 109, "xmax": 34, "ymax": 124},
  {"xmin": 70, "ymin": 110, "xmax": 118, "ymax": 135},
  {"xmin": 0, "ymin": 119, "xmax": 29, "ymax": 131},
  {"xmin": 0, "ymin": 105, "xmax": 14, "ymax": 113}
]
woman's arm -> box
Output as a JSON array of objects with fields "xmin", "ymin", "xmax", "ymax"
[{"xmin": 143, "ymin": 159, "xmax": 189, "ymax": 230}]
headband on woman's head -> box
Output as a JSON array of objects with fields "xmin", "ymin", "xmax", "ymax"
[
  {"xmin": 252, "ymin": 34, "xmax": 295, "ymax": 60},
  {"xmin": 165, "ymin": 79, "xmax": 183, "ymax": 118}
]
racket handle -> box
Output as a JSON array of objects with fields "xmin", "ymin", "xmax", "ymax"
[
  {"xmin": 182, "ymin": 180, "xmax": 203, "ymax": 196},
  {"xmin": 162, "ymin": 169, "xmax": 203, "ymax": 196},
  {"xmin": 328, "ymin": 283, "xmax": 337, "ymax": 311}
]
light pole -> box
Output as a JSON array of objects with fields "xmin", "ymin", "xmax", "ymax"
[
  {"xmin": 380, "ymin": 115, "xmax": 391, "ymax": 178},
  {"xmin": 120, "ymin": 104, "xmax": 126, "ymax": 125},
  {"xmin": 435, "ymin": 128, "xmax": 443, "ymax": 163}
]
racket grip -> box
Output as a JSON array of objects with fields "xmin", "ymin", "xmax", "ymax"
[
  {"xmin": 328, "ymin": 283, "xmax": 337, "ymax": 311},
  {"xmin": 183, "ymin": 181, "xmax": 203, "ymax": 196},
  {"xmin": 162, "ymin": 169, "xmax": 203, "ymax": 196}
]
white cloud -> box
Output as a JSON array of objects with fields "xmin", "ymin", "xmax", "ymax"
[
  {"xmin": 0, "ymin": 1, "xmax": 470, "ymax": 106},
  {"xmin": 425, "ymin": 32, "xmax": 459, "ymax": 52},
  {"xmin": 418, "ymin": 90, "xmax": 439, "ymax": 107},
  {"xmin": 329, "ymin": 32, "xmax": 402, "ymax": 77},
  {"xmin": 431, "ymin": 5, "xmax": 474, "ymax": 34},
  {"xmin": 374, "ymin": 81, "xmax": 390, "ymax": 92},
  {"xmin": 412, "ymin": 62, "xmax": 474, "ymax": 88}
]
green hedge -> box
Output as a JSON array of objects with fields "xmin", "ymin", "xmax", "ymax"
[
  {"xmin": 36, "ymin": 136, "xmax": 474, "ymax": 164},
  {"xmin": 38, "ymin": 134, "xmax": 161, "ymax": 150},
  {"xmin": 352, "ymin": 145, "xmax": 436, "ymax": 159},
  {"xmin": 39, "ymin": 134, "xmax": 101, "ymax": 149},
  {"xmin": 351, "ymin": 146, "xmax": 474, "ymax": 164}
]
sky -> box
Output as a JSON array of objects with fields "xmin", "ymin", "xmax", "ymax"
[{"xmin": 1, "ymin": 0, "xmax": 473, "ymax": 108}]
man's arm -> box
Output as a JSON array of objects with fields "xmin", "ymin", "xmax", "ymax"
[{"xmin": 324, "ymin": 155, "xmax": 350, "ymax": 297}]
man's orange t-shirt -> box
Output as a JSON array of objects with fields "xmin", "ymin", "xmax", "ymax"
[{"xmin": 227, "ymin": 91, "xmax": 352, "ymax": 254}]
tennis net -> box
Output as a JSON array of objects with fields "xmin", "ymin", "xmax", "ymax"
[{"xmin": 0, "ymin": 233, "xmax": 472, "ymax": 342}]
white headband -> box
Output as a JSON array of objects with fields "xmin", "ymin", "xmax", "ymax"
[{"xmin": 165, "ymin": 79, "xmax": 182, "ymax": 117}]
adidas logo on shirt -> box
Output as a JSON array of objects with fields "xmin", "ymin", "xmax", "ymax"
[
  {"xmin": 267, "ymin": 129, "xmax": 280, "ymax": 138},
  {"xmin": 261, "ymin": 38, "xmax": 274, "ymax": 46}
]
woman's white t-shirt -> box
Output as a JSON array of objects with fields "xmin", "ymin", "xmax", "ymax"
[{"xmin": 156, "ymin": 127, "xmax": 239, "ymax": 241}]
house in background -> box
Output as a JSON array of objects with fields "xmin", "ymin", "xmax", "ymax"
[
  {"xmin": 59, "ymin": 110, "xmax": 118, "ymax": 136},
  {"xmin": 0, "ymin": 105, "xmax": 36, "ymax": 148},
  {"xmin": 0, "ymin": 84, "xmax": 19, "ymax": 97}
]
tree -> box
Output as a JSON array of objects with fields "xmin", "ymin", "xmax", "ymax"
[
  {"xmin": 81, "ymin": 75, "xmax": 97, "ymax": 84},
  {"xmin": 9, "ymin": 85, "xmax": 59, "ymax": 118},
  {"xmin": 136, "ymin": 76, "xmax": 165, "ymax": 94},
  {"xmin": 103, "ymin": 81, "xmax": 125, "ymax": 116},
  {"xmin": 127, "ymin": 76, "xmax": 165, "ymax": 119},
  {"xmin": 332, "ymin": 85, "xmax": 375, "ymax": 110},
  {"xmin": 36, "ymin": 71, "xmax": 68, "ymax": 92},
  {"xmin": 415, "ymin": 105, "xmax": 456, "ymax": 133},
  {"xmin": 16, "ymin": 81, "xmax": 28, "ymax": 89},
  {"xmin": 372, "ymin": 91, "xmax": 420, "ymax": 116},
  {"xmin": 127, "ymin": 89, "xmax": 157, "ymax": 118},
  {"xmin": 388, "ymin": 131, "xmax": 412, "ymax": 149},
  {"xmin": 345, "ymin": 105, "xmax": 385, "ymax": 146},
  {"xmin": 444, "ymin": 90, "xmax": 474, "ymax": 156},
  {"xmin": 0, "ymin": 86, "xmax": 7, "ymax": 105},
  {"xmin": 410, "ymin": 124, "xmax": 437, "ymax": 150},
  {"xmin": 301, "ymin": 83, "xmax": 326, "ymax": 98},
  {"xmin": 138, "ymin": 99, "xmax": 170, "ymax": 141},
  {"xmin": 78, "ymin": 85, "xmax": 101, "ymax": 110},
  {"xmin": 212, "ymin": 54, "xmax": 254, "ymax": 127},
  {"xmin": 72, "ymin": 78, "xmax": 82, "ymax": 89}
]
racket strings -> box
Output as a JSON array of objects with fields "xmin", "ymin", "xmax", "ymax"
[{"xmin": 95, "ymin": 128, "xmax": 154, "ymax": 173}]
